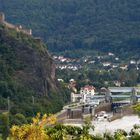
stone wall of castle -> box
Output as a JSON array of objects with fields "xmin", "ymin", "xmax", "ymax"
[
  {"xmin": 0, "ymin": 12, "xmax": 5, "ymax": 23},
  {"xmin": 0, "ymin": 12, "xmax": 32, "ymax": 36},
  {"xmin": 4, "ymin": 21, "xmax": 16, "ymax": 29}
]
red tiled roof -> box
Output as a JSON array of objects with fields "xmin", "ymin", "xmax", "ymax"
[{"xmin": 81, "ymin": 85, "xmax": 95, "ymax": 90}]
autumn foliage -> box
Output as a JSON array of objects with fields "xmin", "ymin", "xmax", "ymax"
[{"xmin": 10, "ymin": 113, "xmax": 56, "ymax": 140}]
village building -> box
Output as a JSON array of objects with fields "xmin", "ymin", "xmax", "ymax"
[
  {"xmin": 120, "ymin": 65, "xmax": 128, "ymax": 70},
  {"xmin": 108, "ymin": 52, "xmax": 115, "ymax": 56},
  {"xmin": 102, "ymin": 62, "xmax": 111, "ymax": 67},
  {"xmin": 80, "ymin": 85, "xmax": 96, "ymax": 103},
  {"xmin": 114, "ymin": 81, "xmax": 121, "ymax": 87},
  {"xmin": 130, "ymin": 60, "xmax": 136, "ymax": 64},
  {"xmin": 71, "ymin": 85, "xmax": 96, "ymax": 103},
  {"xmin": 112, "ymin": 64, "xmax": 118, "ymax": 68},
  {"xmin": 69, "ymin": 79, "xmax": 76, "ymax": 88},
  {"xmin": 57, "ymin": 79, "xmax": 64, "ymax": 82},
  {"xmin": 88, "ymin": 60, "xmax": 95, "ymax": 64},
  {"xmin": 69, "ymin": 79, "xmax": 79, "ymax": 102},
  {"xmin": 100, "ymin": 87, "xmax": 108, "ymax": 95},
  {"xmin": 115, "ymin": 57, "xmax": 119, "ymax": 61},
  {"xmin": 80, "ymin": 85, "xmax": 95, "ymax": 96}
]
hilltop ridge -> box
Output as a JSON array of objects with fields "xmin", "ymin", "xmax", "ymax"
[{"xmin": 0, "ymin": 0, "xmax": 140, "ymax": 56}]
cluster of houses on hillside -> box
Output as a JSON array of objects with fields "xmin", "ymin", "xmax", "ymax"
[
  {"xmin": 56, "ymin": 64, "xmax": 82, "ymax": 70},
  {"xmin": 102, "ymin": 60, "xmax": 140, "ymax": 70},
  {"xmin": 53, "ymin": 52, "xmax": 140, "ymax": 71},
  {"xmin": 53, "ymin": 55, "xmax": 82, "ymax": 70},
  {"xmin": 53, "ymin": 55, "xmax": 77, "ymax": 63}
]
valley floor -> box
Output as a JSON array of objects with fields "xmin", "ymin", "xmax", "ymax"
[{"xmin": 65, "ymin": 115, "xmax": 140, "ymax": 135}]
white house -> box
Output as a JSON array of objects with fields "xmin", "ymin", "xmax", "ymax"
[
  {"xmin": 115, "ymin": 57, "xmax": 119, "ymax": 61},
  {"xmin": 80, "ymin": 85, "xmax": 95, "ymax": 96},
  {"xmin": 130, "ymin": 60, "xmax": 136, "ymax": 64},
  {"xmin": 114, "ymin": 81, "xmax": 121, "ymax": 87},
  {"xmin": 120, "ymin": 65, "xmax": 128, "ymax": 70},
  {"xmin": 112, "ymin": 64, "xmax": 118, "ymax": 68},
  {"xmin": 80, "ymin": 85, "xmax": 96, "ymax": 103},
  {"xmin": 102, "ymin": 62, "xmax": 111, "ymax": 67},
  {"xmin": 108, "ymin": 52, "xmax": 114, "ymax": 56},
  {"xmin": 70, "ymin": 85, "xmax": 96, "ymax": 103},
  {"xmin": 57, "ymin": 79, "xmax": 64, "ymax": 82}
]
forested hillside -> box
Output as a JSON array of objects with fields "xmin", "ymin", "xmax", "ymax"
[
  {"xmin": 0, "ymin": 0, "xmax": 140, "ymax": 56},
  {"xmin": 0, "ymin": 24, "xmax": 69, "ymax": 116}
]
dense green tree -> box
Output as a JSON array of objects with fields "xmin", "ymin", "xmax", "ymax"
[
  {"xmin": 0, "ymin": 0, "xmax": 140, "ymax": 58},
  {"xmin": 10, "ymin": 113, "xmax": 27, "ymax": 126},
  {"xmin": 0, "ymin": 113, "xmax": 9, "ymax": 140},
  {"xmin": 114, "ymin": 129, "xmax": 127, "ymax": 140}
]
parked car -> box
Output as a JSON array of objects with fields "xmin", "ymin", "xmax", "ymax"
[{"xmin": 96, "ymin": 111, "xmax": 109, "ymax": 121}]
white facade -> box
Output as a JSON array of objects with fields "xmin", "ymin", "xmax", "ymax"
[
  {"xmin": 71, "ymin": 85, "xmax": 96, "ymax": 103},
  {"xmin": 80, "ymin": 85, "xmax": 95, "ymax": 103},
  {"xmin": 108, "ymin": 52, "xmax": 114, "ymax": 56},
  {"xmin": 102, "ymin": 62, "xmax": 111, "ymax": 67},
  {"xmin": 130, "ymin": 60, "xmax": 136, "ymax": 64},
  {"xmin": 80, "ymin": 85, "xmax": 95, "ymax": 96},
  {"xmin": 71, "ymin": 92, "xmax": 81, "ymax": 102}
]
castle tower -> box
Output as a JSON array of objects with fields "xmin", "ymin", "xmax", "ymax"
[{"xmin": 0, "ymin": 12, "xmax": 5, "ymax": 23}]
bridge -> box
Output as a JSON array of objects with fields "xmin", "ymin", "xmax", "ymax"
[
  {"xmin": 108, "ymin": 87, "xmax": 140, "ymax": 93},
  {"xmin": 92, "ymin": 87, "xmax": 139, "ymax": 105},
  {"xmin": 90, "ymin": 95, "xmax": 140, "ymax": 98},
  {"xmin": 71, "ymin": 94, "xmax": 140, "ymax": 99}
]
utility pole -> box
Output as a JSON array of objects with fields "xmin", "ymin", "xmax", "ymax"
[
  {"xmin": 8, "ymin": 96, "xmax": 10, "ymax": 112},
  {"xmin": 7, "ymin": 96, "xmax": 10, "ymax": 130},
  {"xmin": 32, "ymin": 96, "xmax": 35, "ymax": 105}
]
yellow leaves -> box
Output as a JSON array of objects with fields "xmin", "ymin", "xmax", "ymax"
[
  {"xmin": 32, "ymin": 118, "xmax": 38, "ymax": 125},
  {"xmin": 10, "ymin": 125, "xmax": 19, "ymax": 137},
  {"xmin": 32, "ymin": 113, "xmax": 41, "ymax": 125},
  {"xmin": 10, "ymin": 113, "xmax": 56, "ymax": 140},
  {"xmin": 47, "ymin": 114, "xmax": 56, "ymax": 125},
  {"xmin": 39, "ymin": 114, "xmax": 56, "ymax": 126},
  {"xmin": 10, "ymin": 124, "xmax": 46, "ymax": 140},
  {"xmin": 42, "ymin": 114, "xmax": 47, "ymax": 121}
]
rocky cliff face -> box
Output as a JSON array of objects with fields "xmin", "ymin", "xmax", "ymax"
[
  {"xmin": 0, "ymin": 24, "xmax": 57, "ymax": 96},
  {"xmin": 0, "ymin": 21, "xmax": 70, "ymax": 115}
]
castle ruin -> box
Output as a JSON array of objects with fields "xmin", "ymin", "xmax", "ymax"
[
  {"xmin": 0, "ymin": 12, "xmax": 5, "ymax": 23},
  {"xmin": 0, "ymin": 12, "xmax": 32, "ymax": 36}
]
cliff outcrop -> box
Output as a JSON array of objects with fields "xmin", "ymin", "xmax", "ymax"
[
  {"xmin": 0, "ymin": 24, "xmax": 57, "ymax": 96},
  {"xmin": 0, "ymin": 22, "xmax": 69, "ymax": 115}
]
